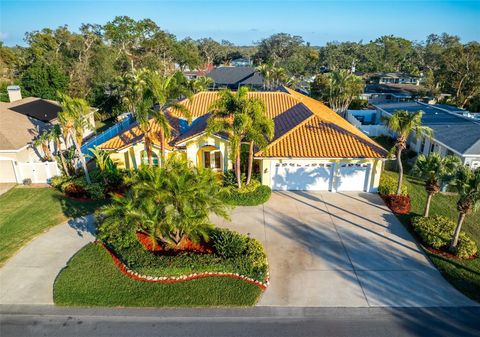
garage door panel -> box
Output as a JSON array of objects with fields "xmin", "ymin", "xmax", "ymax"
[
  {"xmin": 271, "ymin": 162, "xmax": 332, "ymax": 191},
  {"xmin": 337, "ymin": 163, "xmax": 369, "ymax": 192}
]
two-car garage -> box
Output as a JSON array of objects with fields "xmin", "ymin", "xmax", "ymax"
[{"xmin": 268, "ymin": 160, "xmax": 373, "ymax": 192}]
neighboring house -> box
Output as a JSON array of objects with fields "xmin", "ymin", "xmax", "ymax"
[
  {"xmin": 231, "ymin": 58, "xmax": 253, "ymax": 67},
  {"xmin": 0, "ymin": 86, "xmax": 95, "ymax": 183},
  {"xmin": 361, "ymin": 84, "xmax": 426, "ymax": 104},
  {"xmin": 99, "ymin": 88, "xmax": 387, "ymax": 192},
  {"xmin": 373, "ymin": 101, "xmax": 480, "ymax": 169},
  {"xmin": 183, "ymin": 64, "xmax": 214, "ymax": 80},
  {"xmin": 368, "ymin": 72, "xmax": 421, "ymax": 86},
  {"xmin": 0, "ymin": 105, "xmax": 60, "ymax": 183},
  {"xmin": 207, "ymin": 66, "xmax": 265, "ymax": 90}
]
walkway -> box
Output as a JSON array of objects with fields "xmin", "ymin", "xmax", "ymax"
[{"xmin": 0, "ymin": 215, "xmax": 95, "ymax": 305}]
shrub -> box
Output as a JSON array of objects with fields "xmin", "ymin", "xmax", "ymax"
[
  {"xmin": 379, "ymin": 173, "xmax": 408, "ymax": 196},
  {"xmin": 211, "ymin": 228, "xmax": 248, "ymax": 258},
  {"xmin": 85, "ymin": 183, "xmax": 104, "ymax": 200},
  {"xmin": 223, "ymin": 182, "xmax": 272, "ymax": 206},
  {"xmin": 382, "ymin": 194, "xmax": 411, "ymax": 214},
  {"xmin": 50, "ymin": 175, "xmax": 71, "ymax": 190},
  {"xmin": 412, "ymin": 216, "xmax": 478, "ymax": 259}
]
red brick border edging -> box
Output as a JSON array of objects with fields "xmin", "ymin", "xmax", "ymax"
[{"xmin": 98, "ymin": 242, "xmax": 269, "ymax": 290}]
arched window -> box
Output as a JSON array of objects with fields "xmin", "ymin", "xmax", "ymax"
[{"xmin": 141, "ymin": 150, "xmax": 159, "ymax": 166}]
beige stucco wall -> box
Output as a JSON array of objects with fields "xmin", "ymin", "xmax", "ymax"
[{"xmin": 260, "ymin": 158, "xmax": 384, "ymax": 192}]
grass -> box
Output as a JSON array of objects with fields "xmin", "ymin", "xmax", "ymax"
[
  {"xmin": 383, "ymin": 170, "xmax": 480, "ymax": 302},
  {"xmin": 54, "ymin": 243, "xmax": 263, "ymax": 307},
  {"xmin": 0, "ymin": 187, "xmax": 107, "ymax": 266}
]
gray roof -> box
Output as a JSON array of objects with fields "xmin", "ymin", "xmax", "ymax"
[
  {"xmin": 374, "ymin": 102, "xmax": 480, "ymax": 156},
  {"xmin": 208, "ymin": 67, "xmax": 264, "ymax": 88}
]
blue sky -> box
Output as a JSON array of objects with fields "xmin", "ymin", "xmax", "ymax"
[{"xmin": 1, "ymin": 1, "xmax": 479, "ymax": 46}]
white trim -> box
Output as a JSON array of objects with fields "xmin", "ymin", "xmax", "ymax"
[
  {"xmin": 0, "ymin": 145, "xmax": 29, "ymax": 153},
  {"xmin": 175, "ymin": 133, "xmax": 228, "ymax": 147}
]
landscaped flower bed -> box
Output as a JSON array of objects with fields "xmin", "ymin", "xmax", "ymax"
[
  {"xmin": 411, "ymin": 215, "xmax": 478, "ymax": 259},
  {"xmin": 106, "ymin": 227, "xmax": 269, "ymax": 287}
]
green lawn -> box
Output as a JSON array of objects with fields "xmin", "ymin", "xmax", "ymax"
[
  {"xmin": 54, "ymin": 243, "xmax": 263, "ymax": 307},
  {"xmin": 383, "ymin": 170, "xmax": 480, "ymax": 302},
  {"xmin": 0, "ymin": 187, "xmax": 106, "ymax": 266}
]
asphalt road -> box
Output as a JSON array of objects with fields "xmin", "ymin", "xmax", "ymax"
[{"xmin": 1, "ymin": 306, "xmax": 480, "ymax": 337}]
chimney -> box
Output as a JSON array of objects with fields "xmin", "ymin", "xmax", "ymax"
[{"xmin": 7, "ymin": 85, "xmax": 22, "ymax": 102}]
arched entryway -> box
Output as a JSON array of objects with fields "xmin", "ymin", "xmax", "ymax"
[{"xmin": 197, "ymin": 145, "xmax": 223, "ymax": 172}]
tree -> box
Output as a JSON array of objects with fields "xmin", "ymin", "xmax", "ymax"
[
  {"xmin": 324, "ymin": 70, "xmax": 364, "ymax": 115},
  {"xmin": 98, "ymin": 155, "xmax": 229, "ymax": 250},
  {"xmin": 57, "ymin": 93, "xmax": 92, "ymax": 184},
  {"xmin": 449, "ymin": 167, "xmax": 480, "ymax": 252},
  {"xmin": 144, "ymin": 70, "xmax": 192, "ymax": 164},
  {"xmin": 49, "ymin": 124, "xmax": 69, "ymax": 176},
  {"xmin": 133, "ymin": 96, "xmax": 159, "ymax": 167},
  {"xmin": 20, "ymin": 60, "xmax": 69, "ymax": 100},
  {"xmin": 207, "ymin": 87, "xmax": 253, "ymax": 188},
  {"xmin": 245, "ymin": 98, "xmax": 274, "ymax": 185},
  {"xmin": 385, "ymin": 110, "xmax": 433, "ymax": 195},
  {"xmin": 33, "ymin": 130, "xmax": 53, "ymax": 161},
  {"xmin": 411, "ymin": 153, "xmax": 461, "ymax": 217},
  {"xmin": 189, "ymin": 76, "xmax": 214, "ymax": 93}
]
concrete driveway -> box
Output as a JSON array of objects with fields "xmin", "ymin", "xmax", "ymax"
[{"xmin": 212, "ymin": 192, "xmax": 477, "ymax": 307}]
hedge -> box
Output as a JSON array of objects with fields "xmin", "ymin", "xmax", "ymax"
[
  {"xmin": 223, "ymin": 184, "xmax": 272, "ymax": 206},
  {"xmin": 379, "ymin": 172, "xmax": 408, "ymax": 196},
  {"xmin": 412, "ymin": 215, "xmax": 478, "ymax": 259}
]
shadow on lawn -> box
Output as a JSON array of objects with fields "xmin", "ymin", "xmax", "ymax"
[{"xmin": 53, "ymin": 193, "xmax": 108, "ymax": 218}]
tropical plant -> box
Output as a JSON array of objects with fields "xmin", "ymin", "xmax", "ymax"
[
  {"xmin": 87, "ymin": 146, "xmax": 113, "ymax": 172},
  {"xmin": 449, "ymin": 166, "xmax": 480, "ymax": 252},
  {"xmin": 207, "ymin": 87, "xmax": 253, "ymax": 188},
  {"xmin": 49, "ymin": 124, "xmax": 70, "ymax": 176},
  {"xmin": 190, "ymin": 76, "xmax": 214, "ymax": 93},
  {"xmin": 133, "ymin": 97, "xmax": 159, "ymax": 167},
  {"xmin": 326, "ymin": 69, "xmax": 364, "ymax": 115},
  {"xmin": 411, "ymin": 153, "xmax": 461, "ymax": 217},
  {"xmin": 384, "ymin": 109, "xmax": 433, "ymax": 195},
  {"xmin": 98, "ymin": 155, "xmax": 229, "ymax": 250},
  {"xmin": 57, "ymin": 92, "xmax": 93, "ymax": 184},
  {"xmin": 33, "ymin": 130, "xmax": 53, "ymax": 161},
  {"xmin": 244, "ymin": 98, "xmax": 274, "ymax": 185},
  {"xmin": 143, "ymin": 70, "xmax": 192, "ymax": 164}
]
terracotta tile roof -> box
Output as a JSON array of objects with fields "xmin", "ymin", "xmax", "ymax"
[{"xmin": 99, "ymin": 88, "xmax": 387, "ymax": 159}]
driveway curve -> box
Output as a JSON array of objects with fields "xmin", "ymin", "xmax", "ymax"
[{"xmin": 0, "ymin": 215, "xmax": 95, "ymax": 305}]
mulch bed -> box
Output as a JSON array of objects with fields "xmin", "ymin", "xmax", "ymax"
[
  {"xmin": 136, "ymin": 232, "xmax": 214, "ymax": 254},
  {"xmin": 424, "ymin": 245, "xmax": 477, "ymax": 261}
]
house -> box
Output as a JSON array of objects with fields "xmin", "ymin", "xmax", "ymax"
[
  {"xmin": 207, "ymin": 66, "xmax": 265, "ymax": 90},
  {"xmin": 0, "ymin": 86, "xmax": 95, "ymax": 183},
  {"xmin": 373, "ymin": 101, "xmax": 480, "ymax": 169},
  {"xmin": 99, "ymin": 88, "xmax": 387, "ymax": 192},
  {"xmin": 231, "ymin": 58, "xmax": 253, "ymax": 67},
  {"xmin": 368, "ymin": 72, "xmax": 421, "ymax": 86},
  {"xmin": 0, "ymin": 104, "xmax": 60, "ymax": 183}
]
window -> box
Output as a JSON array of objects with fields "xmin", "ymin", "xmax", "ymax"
[
  {"xmin": 141, "ymin": 151, "xmax": 159, "ymax": 166},
  {"xmin": 213, "ymin": 151, "xmax": 221, "ymax": 169}
]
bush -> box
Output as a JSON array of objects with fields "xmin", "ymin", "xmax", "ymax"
[
  {"xmin": 85, "ymin": 183, "xmax": 104, "ymax": 200},
  {"xmin": 51, "ymin": 174, "xmax": 107, "ymax": 200},
  {"xmin": 108, "ymin": 228, "xmax": 269, "ymax": 282},
  {"xmin": 211, "ymin": 228, "xmax": 248, "ymax": 258},
  {"xmin": 379, "ymin": 173, "xmax": 408, "ymax": 196},
  {"xmin": 50, "ymin": 175, "xmax": 71, "ymax": 190},
  {"xmin": 223, "ymin": 181, "xmax": 272, "ymax": 206},
  {"xmin": 412, "ymin": 216, "xmax": 478, "ymax": 259}
]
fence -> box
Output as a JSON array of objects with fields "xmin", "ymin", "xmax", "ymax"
[
  {"xmin": 16, "ymin": 161, "xmax": 60, "ymax": 183},
  {"xmin": 81, "ymin": 115, "xmax": 134, "ymax": 156}
]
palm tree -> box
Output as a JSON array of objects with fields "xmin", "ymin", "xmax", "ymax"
[
  {"xmin": 449, "ymin": 166, "xmax": 480, "ymax": 252},
  {"xmin": 57, "ymin": 93, "xmax": 92, "ymax": 184},
  {"xmin": 412, "ymin": 153, "xmax": 461, "ymax": 217},
  {"xmin": 134, "ymin": 97, "xmax": 159, "ymax": 167},
  {"xmin": 245, "ymin": 98, "xmax": 274, "ymax": 185},
  {"xmin": 207, "ymin": 87, "xmax": 253, "ymax": 188},
  {"xmin": 99, "ymin": 155, "xmax": 229, "ymax": 250},
  {"xmin": 33, "ymin": 130, "xmax": 53, "ymax": 161},
  {"xmin": 49, "ymin": 124, "xmax": 69, "ymax": 176},
  {"xmin": 117, "ymin": 69, "xmax": 147, "ymax": 114},
  {"xmin": 256, "ymin": 64, "xmax": 272, "ymax": 90},
  {"xmin": 190, "ymin": 76, "xmax": 214, "ymax": 93},
  {"xmin": 327, "ymin": 70, "xmax": 364, "ymax": 115},
  {"xmin": 385, "ymin": 109, "xmax": 433, "ymax": 195},
  {"xmin": 144, "ymin": 70, "xmax": 192, "ymax": 164}
]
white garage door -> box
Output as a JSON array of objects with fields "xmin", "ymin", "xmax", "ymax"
[
  {"xmin": 271, "ymin": 161, "xmax": 333, "ymax": 191},
  {"xmin": 0, "ymin": 160, "xmax": 17, "ymax": 183},
  {"xmin": 337, "ymin": 163, "xmax": 369, "ymax": 192}
]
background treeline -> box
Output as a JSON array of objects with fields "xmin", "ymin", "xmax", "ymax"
[{"xmin": 0, "ymin": 16, "xmax": 479, "ymax": 116}]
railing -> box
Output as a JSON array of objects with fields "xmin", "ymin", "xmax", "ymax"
[{"xmin": 81, "ymin": 114, "xmax": 134, "ymax": 156}]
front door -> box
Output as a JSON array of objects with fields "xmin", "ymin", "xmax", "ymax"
[{"xmin": 203, "ymin": 151, "xmax": 222, "ymax": 171}]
